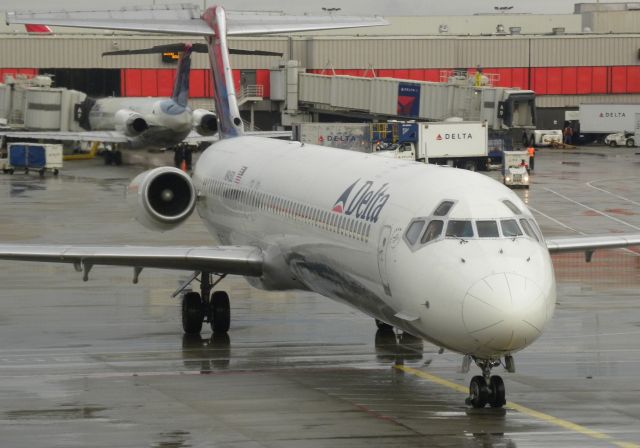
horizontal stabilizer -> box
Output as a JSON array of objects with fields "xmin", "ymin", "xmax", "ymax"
[
  {"xmin": 102, "ymin": 43, "xmax": 283, "ymax": 57},
  {"xmin": 7, "ymin": 4, "xmax": 388, "ymax": 36}
]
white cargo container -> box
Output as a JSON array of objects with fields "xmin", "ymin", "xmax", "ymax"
[
  {"xmin": 418, "ymin": 121, "xmax": 488, "ymax": 161},
  {"xmin": 579, "ymin": 104, "xmax": 640, "ymax": 134},
  {"xmin": 292, "ymin": 122, "xmax": 372, "ymax": 152}
]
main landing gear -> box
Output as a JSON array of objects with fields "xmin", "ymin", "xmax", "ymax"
[
  {"xmin": 180, "ymin": 272, "xmax": 230, "ymax": 335},
  {"xmin": 466, "ymin": 358, "xmax": 508, "ymax": 409}
]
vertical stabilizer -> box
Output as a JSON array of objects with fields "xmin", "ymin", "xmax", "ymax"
[
  {"xmin": 172, "ymin": 44, "xmax": 193, "ymax": 108},
  {"xmin": 201, "ymin": 7, "xmax": 244, "ymax": 138}
]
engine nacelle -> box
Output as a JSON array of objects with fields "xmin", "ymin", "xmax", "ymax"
[
  {"xmin": 114, "ymin": 109, "xmax": 149, "ymax": 137},
  {"xmin": 192, "ymin": 108, "xmax": 218, "ymax": 136},
  {"xmin": 126, "ymin": 167, "xmax": 196, "ymax": 232}
]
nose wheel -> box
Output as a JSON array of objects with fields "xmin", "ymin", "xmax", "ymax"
[{"xmin": 466, "ymin": 359, "xmax": 506, "ymax": 408}]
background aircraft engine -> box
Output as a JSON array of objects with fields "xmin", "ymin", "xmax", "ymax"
[
  {"xmin": 114, "ymin": 109, "xmax": 149, "ymax": 137},
  {"xmin": 126, "ymin": 167, "xmax": 196, "ymax": 232},
  {"xmin": 192, "ymin": 109, "xmax": 218, "ymax": 136}
]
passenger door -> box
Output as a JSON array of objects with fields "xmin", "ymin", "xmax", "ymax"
[{"xmin": 377, "ymin": 225, "xmax": 392, "ymax": 296}]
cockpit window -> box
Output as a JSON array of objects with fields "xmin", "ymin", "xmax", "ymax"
[
  {"xmin": 433, "ymin": 201, "xmax": 455, "ymax": 216},
  {"xmin": 529, "ymin": 219, "xmax": 543, "ymax": 241},
  {"xmin": 501, "ymin": 219, "xmax": 523, "ymax": 237},
  {"xmin": 502, "ymin": 200, "xmax": 521, "ymax": 215},
  {"xmin": 476, "ymin": 220, "xmax": 500, "ymax": 237},
  {"xmin": 405, "ymin": 220, "xmax": 425, "ymax": 245},
  {"xmin": 446, "ymin": 220, "xmax": 474, "ymax": 238},
  {"xmin": 421, "ymin": 220, "xmax": 444, "ymax": 243},
  {"xmin": 519, "ymin": 218, "xmax": 539, "ymax": 241}
]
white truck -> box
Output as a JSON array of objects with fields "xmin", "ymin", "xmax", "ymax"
[
  {"xmin": 578, "ymin": 104, "xmax": 640, "ymax": 144},
  {"xmin": 502, "ymin": 150, "xmax": 530, "ymax": 189},
  {"xmin": 375, "ymin": 121, "xmax": 489, "ymax": 171}
]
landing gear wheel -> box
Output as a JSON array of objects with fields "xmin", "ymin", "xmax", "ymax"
[
  {"xmin": 375, "ymin": 319, "xmax": 393, "ymax": 331},
  {"xmin": 113, "ymin": 150, "xmax": 123, "ymax": 166},
  {"xmin": 210, "ymin": 291, "xmax": 230, "ymax": 334},
  {"xmin": 104, "ymin": 151, "xmax": 113, "ymax": 165},
  {"xmin": 489, "ymin": 376, "xmax": 506, "ymax": 408},
  {"xmin": 53, "ymin": 169, "xmax": 59, "ymax": 176},
  {"xmin": 181, "ymin": 292, "xmax": 204, "ymax": 335},
  {"xmin": 38, "ymin": 168, "xmax": 45, "ymax": 177},
  {"xmin": 468, "ymin": 375, "xmax": 489, "ymax": 408}
]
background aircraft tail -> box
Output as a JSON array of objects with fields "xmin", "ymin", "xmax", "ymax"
[
  {"xmin": 172, "ymin": 44, "xmax": 192, "ymax": 108},
  {"xmin": 8, "ymin": 5, "xmax": 387, "ymax": 139}
]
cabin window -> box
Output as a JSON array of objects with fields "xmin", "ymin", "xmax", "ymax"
[
  {"xmin": 503, "ymin": 200, "xmax": 521, "ymax": 215},
  {"xmin": 433, "ymin": 200, "xmax": 455, "ymax": 216},
  {"xmin": 405, "ymin": 220, "xmax": 425, "ymax": 245},
  {"xmin": 476, "ymin": 220, "xmax": 499, "ymax": 238},
  {"xmin": 501, "ymin": 219, "xmax": 522, "ymax": 237},
  {"xmin": 519, "ymin": 219, "xmax": 539, "ymax": 241},
  {"xmin": 446, "ymin": 220, "xmax": 474, "ymax": 238},
  {"xmin": 529, "ymin": 219, "xmax": 543, "ymax": 241},
  {"xmin": 421, "ymin": 220, "xmax": 444, "ymax": 243}
]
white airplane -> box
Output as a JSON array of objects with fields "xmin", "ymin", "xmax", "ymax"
[
  {"xmin": 0, "ymin": 44, "xmax": 219, "ymax": 164},
  {"xmin": 2, "ymin": 4, "xmax": 640, "ymax": 409}
]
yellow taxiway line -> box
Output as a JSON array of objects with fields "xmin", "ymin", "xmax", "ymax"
[{"xmin": 395, "ymin": 365, "xmax": 639, "ymax": 448}]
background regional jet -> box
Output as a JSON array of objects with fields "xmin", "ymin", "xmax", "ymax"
[
  {"xmin": 0, "ymin": 44, "xmax": 218, "ymax": 163},
  {"xmin": 1, "ymin": 4, "xmax": 639, "ymax": 409}
]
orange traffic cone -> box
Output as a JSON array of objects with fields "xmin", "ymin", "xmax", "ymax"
[{"xmin": 180, "ymin": 159, "xmax": 187, "ymax": 172}]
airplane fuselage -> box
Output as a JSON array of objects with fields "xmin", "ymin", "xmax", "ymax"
[{"xmin": 193, "ymin": 136, "xmax": 557, "ymax": 360}]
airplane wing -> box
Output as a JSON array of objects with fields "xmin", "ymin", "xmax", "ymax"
[
  {"xmin": 183, "ymin": 130, "xmax": 292, "ymax": 144},
  {"xmin": 546, "ymin": 233, "xmax": 640, "ymax": 261},
  {"xmin": 0, "ymin": 244, "xmax": 263, "ymax": 280},
  {"xmin": 6, "ymin": 5, "xmax": 388, "ymax": 36},
  {"xmin": 0, "ymin": 130, "xmax": 130, "ymax": 144}
]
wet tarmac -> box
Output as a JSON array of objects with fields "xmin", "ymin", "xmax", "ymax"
[{"xmin": 0, "ymin": 147, "xmax": 639, "ymax": 447}]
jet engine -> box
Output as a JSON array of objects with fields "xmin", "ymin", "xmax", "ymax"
[
  {"xmin": 192, "ymin": 109, "xmax": 218, "ymax": 136},
  {"xmin": 126, "ymin": 167, "xmax": 196, "ymax": 232},
  {"xmin": 114, "ymin": 109, "xmax": 149, "ymax": 137}
]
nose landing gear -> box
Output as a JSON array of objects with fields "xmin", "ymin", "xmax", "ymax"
[{"xmin": 466, "ymin": 359, "xmax": 506, "ymax": 408}]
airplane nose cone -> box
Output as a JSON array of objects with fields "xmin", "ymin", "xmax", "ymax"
[{"xmin": 462, "ymin": 272, "xmax": 548, "ymax": 354}]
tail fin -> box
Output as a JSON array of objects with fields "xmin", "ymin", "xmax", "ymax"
[
  {"xmin": 172, "ymin": 44, "xmax": 192, "ymax": 108},
  {"xmin": 202, "ymin": 7, "xmax": 244, "ymax": 138},
  {"xmin": 24, "ymin": 24, "xmax": 52, "ymax": 34}
]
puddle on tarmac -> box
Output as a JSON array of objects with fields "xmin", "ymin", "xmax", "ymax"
[
  {"xmin": 5, "ymin": 406, "xmax": 107, "ymax": 420},
  {"xmin": 152, "ymin": 430, "xmax": 192, "ymax": 448}
]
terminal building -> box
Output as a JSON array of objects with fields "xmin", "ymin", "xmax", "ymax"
[{"xmin": 0, "ymin": 2, "xmax": 639, "ymax": 130}]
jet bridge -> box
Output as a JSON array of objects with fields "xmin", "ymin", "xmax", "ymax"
[{"xmin": 272, "ymin": 62, "xmax": 535, "ymax": 132}]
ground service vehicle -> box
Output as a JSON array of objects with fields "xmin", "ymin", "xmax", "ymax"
[
  {"xmin": 502, "ymin": 150, "xmax": 530, "ymax": 188},
  {"xmin": 604, "ymin": 132, "xmax": 636, "ymax": 147},
  {"xmin": 578, "ymin": 104, "xmax": 640, "ymax": 143},
  {"xmin": 374, "ymin": 121, "xmax": 489, "ymax": 171},
  {"xmin": 522, "ymin": 129, "xmax": 562, "ymax": 147}
]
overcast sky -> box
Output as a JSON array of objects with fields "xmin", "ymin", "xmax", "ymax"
[{"xmin": 0, "ymin": 0, "xmax": 629, "ymax": 15}]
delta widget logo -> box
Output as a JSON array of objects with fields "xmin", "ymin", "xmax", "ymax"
[{"xmin": 332, "ymin": 179, "xmax": 390, "ymax": 223}]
